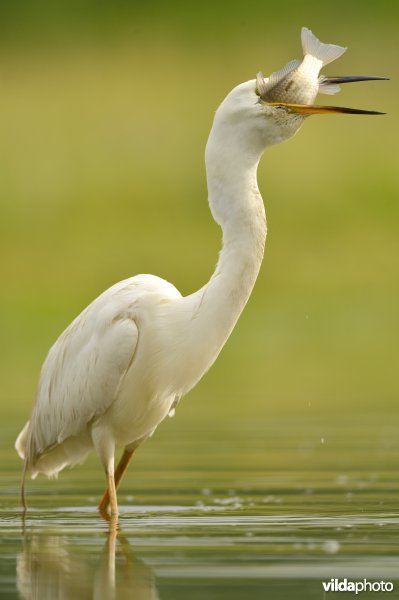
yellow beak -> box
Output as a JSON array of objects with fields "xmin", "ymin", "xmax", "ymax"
[
  {"xmin": 266, "ymin": 102, "xmax": 385, "ymax": 116},
  {"xmin": 266, "ymin": 75, "xmax": 388, "ymax": 115}
]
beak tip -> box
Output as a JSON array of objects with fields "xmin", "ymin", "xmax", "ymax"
[{"xmin": 322, "ymin": 75, "xmax": 390, "ymax": 85}]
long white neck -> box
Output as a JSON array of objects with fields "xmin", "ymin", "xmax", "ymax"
[{"xmin": 181, "ymin": 115, "xmax": 267, "ymax": 376}]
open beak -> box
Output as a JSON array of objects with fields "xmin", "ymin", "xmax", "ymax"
[
  {"xmin": 267, "ymin": 102, "xmax": 385, "ymax": 115},
  {"xmin": 321, "ymin": 75, "xmax": 389, "ymax": 85},
  {"xmin": 267, "ymin": 75, "xmax": 388, "ymax": 116}
]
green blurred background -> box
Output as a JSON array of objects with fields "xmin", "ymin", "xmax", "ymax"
[{"xmin": 0, "ymin": 0, "xmax": 397, "ymax": 430}]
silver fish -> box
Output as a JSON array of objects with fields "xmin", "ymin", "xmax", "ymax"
[{"xmin": 256, "ymin": 27, "xmax": 387, "ymax": 115}]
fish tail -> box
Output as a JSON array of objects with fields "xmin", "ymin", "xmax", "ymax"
[{"xmin": 301, "ymin": 27, "xmax": 346, "ymax": 66}]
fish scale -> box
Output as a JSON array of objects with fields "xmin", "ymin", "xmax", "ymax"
[{"xmin": 259, "ymin": 27, "xmax": 347, "ymax": 105}]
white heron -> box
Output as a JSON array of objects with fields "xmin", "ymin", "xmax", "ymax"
[{"xmin": 15, "ymin": 27, "xmax": 385, "ymax": 518}]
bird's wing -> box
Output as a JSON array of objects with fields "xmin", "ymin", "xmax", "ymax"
[
  {"xmin": 26, "ymin": 286, "xmax": 139, "ymax": 462},
  {"xmin": 24, "ymin": 274, "xmax": 183, "ymax": 464}
]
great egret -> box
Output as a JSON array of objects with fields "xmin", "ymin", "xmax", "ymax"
[{"xmin": 15, "ymin": 27, "xmax": 385, "ymax": 517}]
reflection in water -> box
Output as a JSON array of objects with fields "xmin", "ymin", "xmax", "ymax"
[
  {"xmin": 3, "ymin": 416, "xmax": 399, "ymax": 599},
  {"xmin": 17, "ymin": 525, "xmax": 160, "ymax": 600}
]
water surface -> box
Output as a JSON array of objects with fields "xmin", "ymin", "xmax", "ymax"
[{"xmin": 1, "ymin": 414, "xmax": 399, "ymax": 599}]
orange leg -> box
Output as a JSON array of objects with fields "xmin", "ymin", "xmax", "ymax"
[
  {"xmin": 107, "ymin": 468, "xmax": 119, "ymax": 517},
  {"xmin": 98, "ymin": 448, "xmax": 136, "ymax": 513},
  {"xmin": 20, "ymin": 462, "xmax": 27, "ymax": 512}
]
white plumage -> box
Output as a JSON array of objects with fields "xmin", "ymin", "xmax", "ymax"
[
  {"xmin": 16, "ymin": 275, "xmax": 181, "ymax": 478},
  {"xmin": 16, "ymin": 27, "xmax": 385, "ymax": 517}
]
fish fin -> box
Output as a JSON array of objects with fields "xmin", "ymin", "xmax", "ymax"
[
  {"xmin": 301, "ymin": 27, "xmax": 346, "ymax": 66},
  {"xmin": 318, "ymin": 76, "xmax": 341, "ymax": 95},
  {"xmin": 265, "ymin": 59, "xmax": 301, "ymax": 90}
]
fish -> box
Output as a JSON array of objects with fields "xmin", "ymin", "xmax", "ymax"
[
  {"xmin": 256, "ymin": 27, "xmax": 388, "ymax": 116},
  {"xmin": 257, "ymin": 27, "xmax": 347, "ymax": 106}
]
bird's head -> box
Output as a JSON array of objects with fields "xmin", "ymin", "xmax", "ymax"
[
  {"xmin": 212, "ymin": 79, "xmax": 305, "ymax": 151},
  {"xmin": 212, "ymin": 74, "xmax": 385, "ymax": 155},
  {"xmin": 211, "ymin": 27, "xmax": 386, "ymax": 155}
]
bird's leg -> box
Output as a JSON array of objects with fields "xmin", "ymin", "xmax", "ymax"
[
  {"xmin": 98, "ymin": 447, "xmax": 136, "ymax": 512},
  {"xmin": 92, "ymin": 428, "xmax": 119, "ymax": 517},
  {"xmin": 20, "ymin": 460, "xmax": 28, "ymax": 512},
  {"xmin": 105, "ymin": 465, "xmax": 118, "ymax": 517}
]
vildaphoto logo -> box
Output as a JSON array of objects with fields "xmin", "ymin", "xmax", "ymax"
[{"xmin": 322, "ymin": 579, "xmax": 394, "ymax": 594}]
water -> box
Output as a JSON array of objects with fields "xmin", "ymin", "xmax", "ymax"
[{"xmin": 1, "ymin": 414, "xmax": 399, "ymax": 599}]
